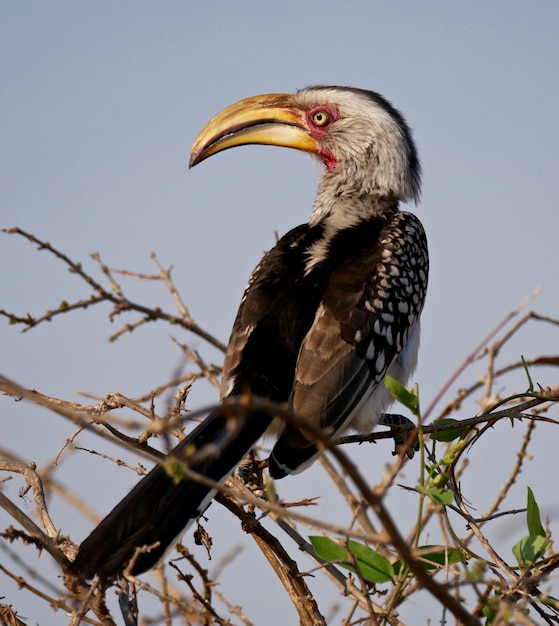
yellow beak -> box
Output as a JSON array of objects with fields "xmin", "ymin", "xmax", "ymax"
[{"xmin": 189, "ymin": 93, "xmax": 321, "ymax": 168}]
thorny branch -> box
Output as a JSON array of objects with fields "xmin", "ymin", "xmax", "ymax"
[
  {"xmin": 0, "ymin": 227, "xmax": 226, "ymax": 352},
  {"xmin": 3, "ymin": 369, "xmax": 558, "ymax": 624},
  {"xmin": 1, "ymin": 228, "xmax": 559, "ymax": 625}
]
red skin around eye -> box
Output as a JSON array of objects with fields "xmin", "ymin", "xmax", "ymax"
[
  {"xmin": 305, "ymin": 105, "xmax": 341, "ymax": 136},
  {"xmin": 305, "ymin": 105, "xmax": 340, "ymax": 172}
]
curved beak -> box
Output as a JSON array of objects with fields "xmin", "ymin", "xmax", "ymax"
[{"xmin": 189, "ymin": 93, "xmax": 321, "ymax": 168}]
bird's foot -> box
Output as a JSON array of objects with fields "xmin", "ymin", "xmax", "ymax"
[
  {"xmin": 237, "ymin": 450, "xmax": 266, "ymax": 498},
  {"xmin": 379, "ymin": 413, "xmax": 419, "ymax": 459}
]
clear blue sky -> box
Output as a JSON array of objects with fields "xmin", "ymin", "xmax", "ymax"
[{"xmin": 2, "ymin": 3, "xmax": 559, "ymax": 624}]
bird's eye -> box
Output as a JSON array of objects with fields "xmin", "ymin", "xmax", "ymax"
[{"xmin": 311, "ymin": 110, "xmax": 331, "ymax": 127}]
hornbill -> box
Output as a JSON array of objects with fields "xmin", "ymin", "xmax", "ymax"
[{"xmin": 73, "ymin": 86, "xmax": 428, "ymax": 579}]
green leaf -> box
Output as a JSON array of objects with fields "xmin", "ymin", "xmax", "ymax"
[
  {"xmin": 482, "ymin": 602, "xmax": 496, "ymax": 623},
  {"xmin": 393, "ymin": 545, "xmax": 463, "ymax": 574},
  {"xmin": 512, "ymin": 488, "xmax": 550, "ymax": 567},
  {"xmin": 512, "ymin": 534, "xmax": 550, "ymax": 567},
  {"xmin": 431, "ymin": 471, "xmax": 449, "ymax": 489},
  {"xmin": 384, "ymin": 376, "xmax": 419, "ymax": 413},
  {"xmin": 264, "ymin": 478, "xmax": 277, "ymax": 502},
  {"xmin": 465, "ymin": 560, "xmax": 487, "ymax": 582},
  {"xmin": 309, "ymin": 536, "xmax": 394, "ymax": 583},
  {"xmin": 431, "ymin": 418, "xmax": 470, "ymax": 442},
  {"xmin": 526, "ymin": 487, "xmax": 546, "ymax": 537},
  {"xmin": 347, "ymin": 540, "xmax": 394, "ymax": 582},
  {"xmin": 162, "ymin": 454, "xmax": 192, "ymax": 484},
  {"xmin": 416, "ymin": 484, "xmax": 455, "ymax": 506}
]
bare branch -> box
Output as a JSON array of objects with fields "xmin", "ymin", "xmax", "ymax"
[{"xmin": 0, "ymin": 227, "xmax": 226, "ymax": 352}]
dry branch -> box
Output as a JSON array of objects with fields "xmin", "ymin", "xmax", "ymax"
[{"xmin": 2, "ymin": 228, "xmax": 559, "ymax": 625}]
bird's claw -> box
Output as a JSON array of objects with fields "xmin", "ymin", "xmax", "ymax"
[{"xmin": 380, "ymin": 413, "xmax": 419, "ymax": 459}]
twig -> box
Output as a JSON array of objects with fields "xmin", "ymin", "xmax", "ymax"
[
  {"xmin": 0, "ymin": 461, "xmax": 58, "ymax": 539},
  {"xmin": 0, "ymin": 491, "xmax": 71, "ymax": 570},
  {"xmin": 215, "ymin": 491, "xmax": 327, "ymax": 626},
  {"xmin": 423, "ymin": 287, "xmax": 543, "ymax": 420},
  {"xmin": 0, "ymin": 227, "xmax": 226, "ymax": 352}
]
